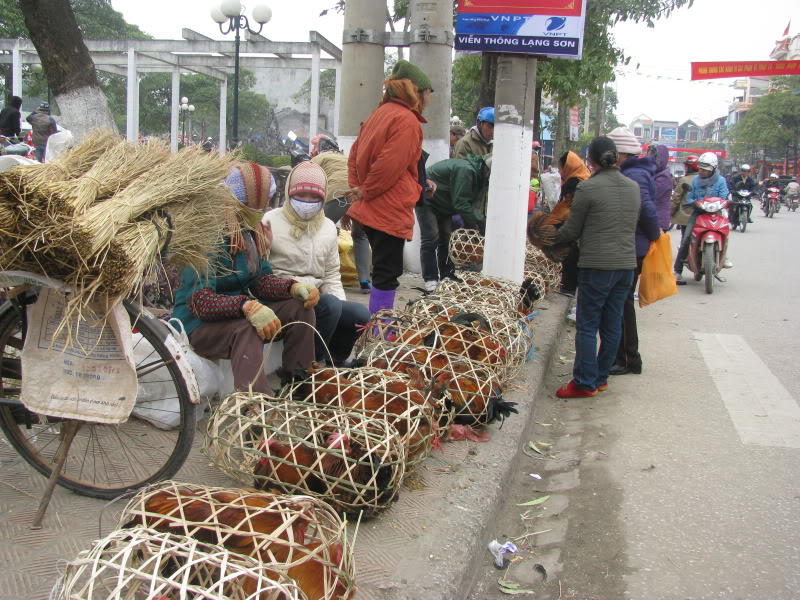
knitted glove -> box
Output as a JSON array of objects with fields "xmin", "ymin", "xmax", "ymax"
[
  {"xmin": 290, "ymin": 283, "xmax": 320, "ymax": 309},
  {"xmin": 242, "ymin": 300, "xmax": 281, "ymax": 341}
]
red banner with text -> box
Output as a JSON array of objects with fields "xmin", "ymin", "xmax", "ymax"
[
  {"xmin": 457, "ymin": 0, "xmax": 583, "ymax": 17},
  {"xmin": 691, "ymin": 60, "xmax": 800, "ymax": 80}
]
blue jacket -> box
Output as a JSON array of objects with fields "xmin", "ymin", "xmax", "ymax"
[
  {"xmin": 621, "ymin": 155, "xmax": 661, "ymax": 257},
  {"xmin": 687, "ymin": 172, "xmax": 729, "ymax": 205}
]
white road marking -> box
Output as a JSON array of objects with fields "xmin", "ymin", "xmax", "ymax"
[{"xmin": 694, "ymin": 333, "xmax": 800, "ymax": 448}]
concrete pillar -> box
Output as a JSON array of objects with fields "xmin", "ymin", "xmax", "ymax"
[
  {"xmin": 333, "ymin": 62, "xmax": 342, "ymax": 138},
  {"xmin": 483, "ymin": 55, "xmax": 538, "ymax": 283},
  {"xmin": 134, "ymin": 73, "xmax": 141, "ymax": 142},
  {"xmin": 339, "ymin": 0, "xmax": 385, "ymax": 154},
  {"xmin": 11, "ymin": 41, "xmax": 22, "ymax": 98},
  {"xmin": 408, "ymin": 0, "xmax": 453, "ymax": 165},
  {"xmin": 126, "ymin": 48, "xmax": 137, "ymax": 142},
  {"xmin": 310, "ymin": 42, "xmax": 321, "ymax": 139},
  {"xmin": 170, "ymin": 69, "xmax": 180, "ymax": 152},
  {"xmin": 219, "ymin": 77, "xmax": 228, "ymax": 156}
]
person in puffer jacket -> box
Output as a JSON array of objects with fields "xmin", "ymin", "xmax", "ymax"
[
  {"xmin": 650, "ymin": 144, "xmax": 675, "ymax": 230},
  {"xmin": 606, "ymin": 127, "xmax": 660, "ymax": 377},
  {"xmin": 673, "ymin": 152, "xmax": 730, "ymax": 283}
]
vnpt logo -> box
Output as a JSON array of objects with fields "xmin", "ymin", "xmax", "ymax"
[{"xmin": 545, "ymin": 17, "xmax": 566, "ymax": 32}]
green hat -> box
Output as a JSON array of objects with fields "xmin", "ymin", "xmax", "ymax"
[{"xmin": 390, "ymin": 59, "xmax": 433, "ymax": 92}]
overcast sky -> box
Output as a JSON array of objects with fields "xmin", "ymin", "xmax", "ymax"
[{"xmin": 110, "ymin": 0, "xmax": 798, "ymax": 128}]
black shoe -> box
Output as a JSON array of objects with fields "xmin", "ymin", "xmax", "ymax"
[
  {"xmin": 609, "ymin": 364, "xmax": 642, "ymax": 376},
  {"xmin": 748, "ymin": 217, "xmax": 753, "ymax": 223}
]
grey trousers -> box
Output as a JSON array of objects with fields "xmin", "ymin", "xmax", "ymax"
[{"xmin": 324, "ymin": 198, "xmax": 372, "ymax": 282}]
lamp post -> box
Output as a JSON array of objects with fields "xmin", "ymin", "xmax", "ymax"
[
  {"xmin": 30, "ymin": 64, "xmax": 51, "ymax": 108},
  {"xmin": 211, "ymin": 1, "xmax": 272, "ymax": 147},
  {"xmin": 180, "ymin": 97, "xmax": 195, "ymax": 147}
]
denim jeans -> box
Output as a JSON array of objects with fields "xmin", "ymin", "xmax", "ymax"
[
  {"xmin": 324, "ymin": 199, "xmax": 371, "ymax": 282},
  {"xmin": 415, "ymin": 203, "xmax": 454, "ymax": 283},
  {"xmin": 314, "ymin": 293, "xmax": 371, "ymax": 363},
  {"xmin": 35, "ymin": 144, "xmax": 46, "ymax": 163},
  {"xmin": 573, "ymin": 268, "xmax": 634, "ymax": 390}
]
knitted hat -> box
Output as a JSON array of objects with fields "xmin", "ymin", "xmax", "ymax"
[
  {"xmin": 286, "ymin": 161, "xmax": 327, "ymax": 200},
  {"xmin": 606, "ymin": 127, "xmax": 641, "ymax": 155},
  {"xmin": 225, "ymin": 162, "xmax": 273, "ymax": 211},
  {"xmin": 390, "ymin": 59, "xmax": 433, "ymax": 92}
]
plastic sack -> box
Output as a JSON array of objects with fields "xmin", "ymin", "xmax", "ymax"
[
  {"xmin": 131, "ymin": 319, "xmax": 223, "ymax": 429},
  {"xmin": 338, "ymin": 229, "xmax": 358, "ymax": 287},
  {"xmin": 639, "ymin": 233, "xmax": 678, "ymax": 308}
]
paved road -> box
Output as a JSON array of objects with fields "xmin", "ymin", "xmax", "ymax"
[{"xmin": 469, "ymin": 209, "xmax": 800, "ymax": 600}]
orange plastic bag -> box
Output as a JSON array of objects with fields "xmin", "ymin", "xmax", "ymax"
[{"xmin": 638, "ymin": 233, "xmax": 678, "ymax": 307}]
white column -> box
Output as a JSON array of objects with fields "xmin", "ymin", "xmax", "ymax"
[
  {"xmin": 170, "ymin": 69, "xmax": 180, "ymax": 152},
  {"xmin": 134, "ymin": 73, "xmax": 141, "ymax": 142},
  {"xmin": 333, "ymin": 62, "xmax": 342, "ymax": 139},
  {"xmin": 11, "ymin": 41, "xmax": 22, "ymax": 98},
  {"xmin": 126, "ymin": 47, "xmax": 137, "ymax": 142},
  {"xmin": 309, "ymin": 43, "xmax": 321, "ymax": 139},
  {"xmin": 483, "ymin": 55, "xmax": 538, "ymax": 283},
  {"xmin": 219, "ymin": 77, "xmax": 228, "ymax": 156}
]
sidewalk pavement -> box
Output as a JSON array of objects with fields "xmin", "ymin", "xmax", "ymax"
[{"xmin": 0, "ymin": 277, "xmax": 570, "ymax": 600}]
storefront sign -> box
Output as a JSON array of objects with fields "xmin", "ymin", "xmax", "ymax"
[
  {"xmin": 691, "ymin": 60, "xmax": 800, "ymax": 80},
  {"xmin": 569, "ymin": 105, "xmax": 580, "ymax": 141},
  {"xmin": 455, "ymin": 0, "xmax": 587, "ymax": 60}
]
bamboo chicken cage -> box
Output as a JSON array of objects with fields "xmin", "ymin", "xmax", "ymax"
[
  {"xmin": 277, "ymin": 366, "xmax": 441, "ymax": 469},
  {"xmin": 118, "ymin": 481, "xmax": 355, "ymax": 600},
  {"xmin": 51, "ymin": 526, "xmax": 306, "ymax": 600},
  {"xmin": 435, "ymin": 271, "xmax": 538, "ymax": 316},
  {"xmin": 448, "ymin": 228, "xmax": 485, "ymax": 267},
  {"xmin": 205, "ymin": 394, "xmax": 406, "ymax": 518}
]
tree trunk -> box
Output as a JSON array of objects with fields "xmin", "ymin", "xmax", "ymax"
[
  {"xmin": 18, "ymin": 0, "xmax": 116, "ymax": 140},
  {"xmin": 533, "ymin": 81, "xmax": 543, "ymax": 143},
  {"xmin": 478, "ymin": 53, "xmax": 497, "ymax": 117},
  {"xmin": 553, "ymin": 101, "xmax": 568, "ymax": 162},
  {"xmin": 594, "ymin": 89, "xmax": 604, "ymax": 137}
]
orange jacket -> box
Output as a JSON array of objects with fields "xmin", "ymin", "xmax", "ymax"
[{"xmin": 347, "ymin": 99, "xmax": 424, "ymax": 240}]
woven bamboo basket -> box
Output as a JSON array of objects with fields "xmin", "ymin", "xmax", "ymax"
[
  {"xmin": 51, "ymin": 526, "xmax": 305, "ymax": 600},
  {"xmin": 405, "ymin": 296, "xmax": 535, "ymax": 373},
  {"xmin": 435, "ymin": 271, "xmax": 532, "ymax": 315},
  {"xmin": 118, "ymin": 482, "xmax": 355, "ymax": 600},
  {"xmin": 354, "ymin": 340, "xmax": 516, "ymax": 428},
  {"xmin": 357, "ymin": 309, "xmax": 513, "ymax": 382},
  {"xmin": 205, "ymin": 394, "xmax": 406, "ymax": 517},
  {"xmin": 278, "ymin": 367, "xmax": 440, "ymax": 469},
  {"xmin": 448, "ymin": 228, "xmax": 485, "ymax": 267},
  {"xmin": 525, "ymin": 245, "xmax": 562, "ymax": 293}
]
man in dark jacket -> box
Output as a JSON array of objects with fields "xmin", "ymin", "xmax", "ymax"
[
  {"xmin": 416, "ymin": 154, "xmax": 491, "ymax": 291},
  {"xmin": 26, "ymin": 102, "xmax": 57, "ymax": 162},
  {"xmin": 546, "ymin": 136, "xmax": 641, "ymax": 398},
  {"xmin": 0, "ymin": 96, "xmax": 23, "ymax": 140},
  {"xmin": 607, "ymin": 127, "xmax": 660, "ymax": 376},
  {"xmin": 728, "ymin": 164, "xmax": 756, "ymax": 225}
]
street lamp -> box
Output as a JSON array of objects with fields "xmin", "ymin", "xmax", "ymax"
[
  {"xmin": 30, "ymin": 64, "xmax": 51, "ymax": 109},
  {"xmin": 180, "ymin": 97, "xmax": 195, "ymax": 147},
  {"xmin": 212, "ymin": 1, "xmax": 272, "ymax": 146}
]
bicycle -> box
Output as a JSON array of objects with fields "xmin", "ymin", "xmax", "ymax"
[{"xmin": 0, "ymin": 287, "xmax": 197, "ymax": 526}]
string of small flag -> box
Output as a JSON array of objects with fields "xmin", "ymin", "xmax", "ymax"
[{"xmin": 617, "ymin": 67, "xmax": 733, "ymax": 87}]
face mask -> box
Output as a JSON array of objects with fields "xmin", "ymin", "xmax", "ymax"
[
  {"xmin": 290, "ymin": 197, "xmax": 323, "ymax": 220},
  {"xmin": 699, "ymin": 169, "xmax": 713, "ymax": 179}
]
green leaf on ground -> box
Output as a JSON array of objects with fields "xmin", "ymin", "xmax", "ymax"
[
  {"xmin": 499, "ymin": 586, "xmax": 536, "ymax": 595},
  {"xmin": 516, "ymin": 495, "xmax": 551, "ymax": 507},
  {"xmin": 498, "ymin": 579, "xmax": 520, "ymax": 589},
  {"xmin": 536, "ymin": 441, "xmax": 553, "ymax": 447},
  {"xmin": 528, "ymin": 442, "xmax": 544, "ymax": 455}
]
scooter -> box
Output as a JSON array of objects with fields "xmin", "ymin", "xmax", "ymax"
[
  {"xmin": 763, "ymin": 186, "xmax": 781, "ymax": 218},
  {"xmin": 686, "ymin": 197, "xmax": 731, "ymax": 295},
  {"xmin": 785, "ymin": 193, "xmax": 798, "ymax": 212},
  {"xmin": 730, "ymin": 189, "xmax": 753, "ymax": 232}
]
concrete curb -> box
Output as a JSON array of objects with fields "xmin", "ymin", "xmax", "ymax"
[{"xmin": 355, "ymin": 294, "xmax": 571, "ymax": 600}]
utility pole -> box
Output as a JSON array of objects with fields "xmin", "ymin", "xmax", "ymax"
[
  {"xmin": 338, "ymin": 0, "xmax": 386, "ymax": 154},
  {"xmin": 594, "ymin": 87, "xmax": 605, "ymax": 137},
  {"xmin": 583, "ymin": 100, "xmax": 590, "ymax": 134},
  {"xmin": 408, "ymin": 0, "xmax": 454, "ymax": 165},
  {"xmin": 483, "ymin": 54, "xmax": 538, "ymax": 283}
]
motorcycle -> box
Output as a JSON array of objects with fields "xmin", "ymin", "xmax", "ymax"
[
  {"xmin": 762, "ymin": 186, "xmax": 781, "ymax": 218},
  {"xmin": 785, "ymin": 193, "xmax": 798, "ymax": 212},
  {"xmin": 284, "ymin": 131, "xmax": 310, "ymax": 167},
  {"xmin": 730, "ymin": 189, "xmax": 753, "ymax": 232},
  {"xmin": 686, "ymin": 197, "xmax": 731, "ymax": 295}
]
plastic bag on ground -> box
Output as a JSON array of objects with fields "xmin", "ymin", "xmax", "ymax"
[{"xmin": 639, "ymin": 233, "xmax": 678, "ymax": 308}]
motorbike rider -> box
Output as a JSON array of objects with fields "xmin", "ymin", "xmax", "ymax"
[
  {"xmin": 670, "ymin": 155, "xmax": 699, "ymax": 235},
  {"xmin": 673, "ymin": 152, "xmax": 731, "ymax": 284},
  {"xmin": 729, "ymin": 163, "xmax": 756, "ymax": 224},
  {"xmin": 786, "ymin": 176, "xmax": 800, "ymax": 206},
  {"xmin": 761, "ymin": 172, "xmax": 780, "ymax": 210},
  {"xmin": 452, "ymin": 107, "xmax": 494, "ymax": 159}
]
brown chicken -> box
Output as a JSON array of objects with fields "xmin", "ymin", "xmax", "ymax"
[{"xmin": 526, "ymin": 201, "xmax": 573, "ymax": 262}]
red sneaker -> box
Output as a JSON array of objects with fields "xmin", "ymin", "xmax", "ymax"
[
  {"xmin": 596, "ymin": 382, "xmax": 609, "ymax": 392},
  {"xmin": 556, "ymin": 380, "xmax": 598, "ymax": 398}
]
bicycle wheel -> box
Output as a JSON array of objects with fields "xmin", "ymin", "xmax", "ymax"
[{"xmin": 0, "ymin": 299, "xmax": 196, "ymax": 499}]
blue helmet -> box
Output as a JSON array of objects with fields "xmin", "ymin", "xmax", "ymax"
[{"xmin": 477, "ymin": 107, "xmax": 495, "ymax": 124}]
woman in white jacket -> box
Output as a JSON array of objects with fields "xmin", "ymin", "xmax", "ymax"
[{"xmin": 263, "ymin": 161, "xmax": 371, "ymax": 365}]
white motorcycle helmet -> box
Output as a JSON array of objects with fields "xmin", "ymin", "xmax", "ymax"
[
  {"xmin": 769, "ymin": 172, "xmax": 779, "ymax": 179},
  {"xmin": 740, "ymin": 163, "xmax": 750, "ymax": 171},
  {"xmin": 697, "ymin": 152, "xmax": 718, "ymax": 172}
]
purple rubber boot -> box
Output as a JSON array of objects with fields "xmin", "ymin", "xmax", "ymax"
[{"xmin": 368, "ymin": 288, "xmax": 396, "ymax": 314}]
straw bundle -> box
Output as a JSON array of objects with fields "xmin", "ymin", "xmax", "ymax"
[
  {"xmin": 279, "ymin": 366, "xmax": 441, "ymax": 469},
  {"xmin": 119, "ymin": 482, "xmax": 355, "ymax": 600},
  {"xmin": 51, "ymin": 526, "xmax": 306, "ymax": 600},
  {"xmin": 74, "ymin": 145, "xmax": 234, "ymax": 256},
  {"xmin": 205, "ymin": 393, "xmax": 405, "ymax": 517}
]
